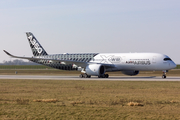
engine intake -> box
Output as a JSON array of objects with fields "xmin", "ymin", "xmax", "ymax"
[{"xmin": 85, "ymin": 64, "xmax": 105, "ymax": 76}]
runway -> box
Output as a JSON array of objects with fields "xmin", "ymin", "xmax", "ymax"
[{"xmin": 0, "ymin": 75, "xmax": 180, "ymax": 81}]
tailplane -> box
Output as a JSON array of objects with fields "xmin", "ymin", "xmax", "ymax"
[{"xmin": 26, "ymin": 32, "xmax": 48, "ymax": 56}]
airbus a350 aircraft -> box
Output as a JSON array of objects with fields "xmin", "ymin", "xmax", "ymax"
[{"xmin": 4, "ymin": 32, "xmax": 176, "ymax": 78}]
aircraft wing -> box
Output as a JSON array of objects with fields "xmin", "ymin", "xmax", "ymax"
[
  {"xmin": 3, "ymin": 50, "xmax": 87, "ymax": 66},
  {"xmin": 3, "ymin": 50, "xmax": 115, "ymax": 69},
  {"xmin": 3, "ymin": 50, "xmax": 38, "ymax": 60}
]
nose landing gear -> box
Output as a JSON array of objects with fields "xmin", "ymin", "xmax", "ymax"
[{"xmin": 162, "ymin": 70, "xmax": 168, "ymax": 79}]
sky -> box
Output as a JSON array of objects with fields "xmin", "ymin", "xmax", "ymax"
[{"xmin": 0, "ymin": 0, "xmax": 180, "ymax": 63}]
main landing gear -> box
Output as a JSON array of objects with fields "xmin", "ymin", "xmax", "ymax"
[
  {"xmin": 79, "ymin": 74, "xmax": 91, "ymax": 78},
  {"xmin": 79, "ymin": 74, "xmax": 109, "ymax": 78},
  {"xmin": 98, "ymin": 74, "xmax": 109, "ymax": 78},
  {"xmin": 162, "ymin": 70, "xmax": 168, "ymax": 79}
]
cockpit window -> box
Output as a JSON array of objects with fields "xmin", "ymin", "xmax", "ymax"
[{"xmin": 164, "ymin": 58, "xmax": 172, "ymax": 61}]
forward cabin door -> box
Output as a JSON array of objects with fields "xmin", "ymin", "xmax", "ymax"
[{"xmin": 152, "ymin": 56, "xmax": 156, "ymax": 64}]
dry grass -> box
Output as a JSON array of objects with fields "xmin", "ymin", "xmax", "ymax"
[
  {"xmin": 70, "ymin": 101, "xmax": 84, "ymax": 106},
  {"xmin": 170, "ymin": 100, "xmax": 179, "ymax": 103},
  {"xmin": 16, "ymin": 99, "xmax": 30, "ymax": 105},
  {"xmin": 127, "ymin": 102, "xmax": 144, "ymax": 106},
  {"xmin": 0, "ymin": 79, "xmax": 180, "ymax": 119},
  {"xmin": 33, "ymin": 99, "xmax": 58, "ymax": 103}
]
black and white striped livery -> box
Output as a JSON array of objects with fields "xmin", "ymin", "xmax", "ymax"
[
  {"xmin": 26, "ymin": 32, "xmax": 48, "ymax": 56},
  {"xmin": 4, "ymin": 32, "xmax": 176, "ymax": 78}
]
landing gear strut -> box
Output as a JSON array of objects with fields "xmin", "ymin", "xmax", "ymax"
[
  {"xmin": 79, "ymin": 74, "xmax": 91, "ymax": 78},
  {"xmin": 162, "ymin": 70, "xmax": 167, "ymax": 79}
]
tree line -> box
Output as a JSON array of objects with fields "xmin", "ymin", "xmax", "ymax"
[{"xmin": 0, "ymin": 59, "xmax": 39, "ymax": 65}]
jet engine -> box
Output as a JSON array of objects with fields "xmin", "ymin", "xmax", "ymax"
[
  {"xmin": 121, "ymin": 70, "xmax": 139, "ymax": 76},
  {"xmin": 85, "ymin": 64, "xmax": 105, "ymax": 76}
]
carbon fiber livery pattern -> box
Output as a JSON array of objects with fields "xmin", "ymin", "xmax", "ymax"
[
  {"xmin": 30, "ymin": 53, "xmax": 98, "ymax": 70},
  {"xmin": 26, "ymin": 32, "xmax": 48, "ymax": 56},
  {"xmin": 25, "ymin": 32, "xmax": 99, "ymax": 70}
]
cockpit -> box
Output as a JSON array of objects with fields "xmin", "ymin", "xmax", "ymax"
[{"xmin": 163, "ymin": 58, "xmax": 172, "ymax": 61}]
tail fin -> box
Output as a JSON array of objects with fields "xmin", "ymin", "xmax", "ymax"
[{"xmin": 26, "ymin": 32, "xmax": 48, "ymax": 56}]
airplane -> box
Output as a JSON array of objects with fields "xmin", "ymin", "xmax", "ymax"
[{"xmin": 3, "ymin": 32, "xmax": 176, "ymax": 79}]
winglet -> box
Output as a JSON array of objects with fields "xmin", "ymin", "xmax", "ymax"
[
  {"xmin": 3, "ymin": 50, "xmax": 13, "ymax": 57},
  {"xmin": 3, "ymin": 50, "xmax": 36, "ymax": 60}
]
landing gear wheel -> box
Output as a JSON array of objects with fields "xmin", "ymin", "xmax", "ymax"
[
  {"xmin": 162, "ymin": 70, "xmax": 167, "ymax": 79},
  {"xmin": 98, "ymin": 74, "xmax": 109, "ymax": 78},
  {"xmin": 105, "ymin": 74, "xmax": 109, "ymax": 78},
  {"xmin": 79, "ymin": 74, "xmax": 91, "ymax": 78},
  {"xmin": 162, "ymin": 75, "xmax": 166, "ymax": 79},
  {"xmin": 102, "ymin": 74, "xmax": 105, "ymax": 78},
  {"xmin": 79, "ymin": 74, "xmax": 83, "ymax": 78},
  {"xmin": 99, "ymin": 75, "xmax": 105, "ymax": 78},
  {"xmin": 84, "ymin": 74, "xmax": 87, "ymax": 78}
]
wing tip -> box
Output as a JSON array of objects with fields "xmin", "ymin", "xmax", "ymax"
[{"xmin": 3, "ymin": 50, "xmax": 12, "ymax": 56}]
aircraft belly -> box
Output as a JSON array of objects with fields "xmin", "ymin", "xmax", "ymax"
[{"xmin": 120, "ymin": 64, "xmax": 154, "ymax": 71}]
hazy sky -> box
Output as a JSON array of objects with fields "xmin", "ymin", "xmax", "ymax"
[{"xmin": 1, "ymin": 0, "xmax": 180, "ymax": 63}]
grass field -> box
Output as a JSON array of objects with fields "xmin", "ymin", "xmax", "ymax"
[
  {"xmin": 0, "ymin": 79, "xmax": 180, "ymax": 119},
  {"xmin": 0, "ymin": 67, "xmax": 180, "ymax": 119}
]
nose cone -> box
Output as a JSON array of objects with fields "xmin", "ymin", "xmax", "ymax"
[{"xmin": 171, "ymin": 62, "xmax": 176, "ymax": 69}]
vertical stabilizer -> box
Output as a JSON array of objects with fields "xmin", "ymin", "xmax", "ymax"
[{"xmin": 26, "ymin": 32, "xmax": 48, "ymax": 56}]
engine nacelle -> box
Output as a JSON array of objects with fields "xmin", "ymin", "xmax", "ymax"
[
  {"xmin": 85, "ymin": 64, "xmax": 105, "ymax": 76},
  {"xmin": 121, "ymin": 70, "xmax": 139, "ymax": 76}
]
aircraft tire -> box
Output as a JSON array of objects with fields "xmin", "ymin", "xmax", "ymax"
[
  {"xmin": 87, "ymin": 75, "xmax": 91, "ymax": 78},
  {"xmin": 105, "ymin": 74, "xmax": 109, "ymax": 78},
  {"xmin": 79, "ymin": 74, "xmax": 83, "ymax": 78},
  {"xmin": 102, "ymin": 74, "xmax": 106, "ymax": 78},
  {"xmin": 84, "ymin": 74, "xmax": 87, "ymax": 78},
  {"xmin": 162, "ymin": 75, "xmax": 166, "ymax": 79}
]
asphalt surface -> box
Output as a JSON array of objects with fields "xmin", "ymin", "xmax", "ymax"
[{"xmin": 0, "ymin": 75, "xmax": 180, "ymax": 81}]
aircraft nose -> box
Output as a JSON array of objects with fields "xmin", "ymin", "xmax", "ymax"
[{"xmin": 171, "ymin": 62, "xmax": 176, "ymax": 69}]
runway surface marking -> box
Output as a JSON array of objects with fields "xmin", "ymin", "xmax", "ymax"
[{"xmin": 0, "ymin": 75, "xmax": 180, "ymax": 81}]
